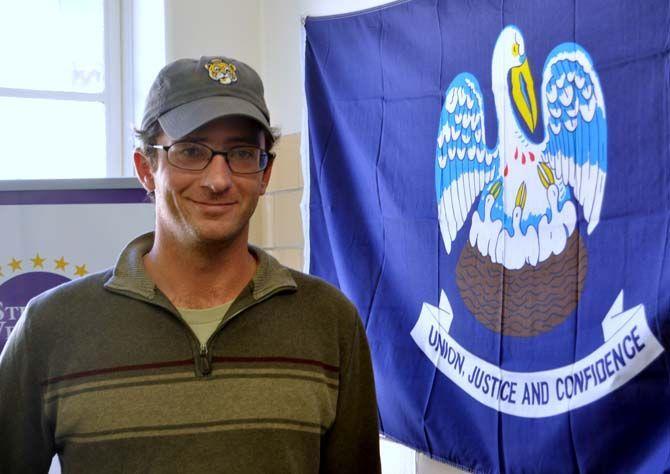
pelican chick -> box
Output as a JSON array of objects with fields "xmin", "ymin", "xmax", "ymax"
[
  {"xmin": 469, "ymin": 180, "xmax": 503, "ymax": 258},
  {"xmin": 537, "ymin": 162, "xmax": 577, "ymax": 260},
  {"xmin": 495, "ymin": 182, "xmax": 539, "ymax": 269}
]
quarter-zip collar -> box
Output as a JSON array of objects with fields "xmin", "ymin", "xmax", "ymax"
[
  {"xmin": 104, "ymin": 232, "xmax": 298, "ymax": 311},
  {"xmin": 103, "ymin": 232, "xmax": 299, "ymax": 377}
]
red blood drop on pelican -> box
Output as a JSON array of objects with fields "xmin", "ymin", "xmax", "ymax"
[
  {"xmin": 522, "ymin": 153, "xmax": 526, "ymax": 165},
  {"xmin": 514, "ymin": 148, "xmax": 518, "ymax": 160},
  {"xmin": 504, "ymin": 164, "xmax": 509, "ymax": 176},
  {"xmin": 529, "ymin": 152, "xmax": 535, "ymax": 162}
]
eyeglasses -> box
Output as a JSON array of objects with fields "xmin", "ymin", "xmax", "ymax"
[{"xmin": 150, "ymin": 142, "xmax": 273, "ymax": 174}]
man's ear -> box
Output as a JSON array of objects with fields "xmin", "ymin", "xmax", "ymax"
[
  {"xmin": 134, "ymin": 150, "xmax": 155, "ymax": 192},
  {"xmin": 259, "ymin": 159, "xmax": 274, "ymax": 195}
]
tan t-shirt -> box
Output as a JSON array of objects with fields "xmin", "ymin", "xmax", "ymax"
[{"xmin": 178, "ymin": 301, "xmax": 233, "ymax": 349}]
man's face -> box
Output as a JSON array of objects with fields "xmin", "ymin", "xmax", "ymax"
[{"xmin": 135, "ymin": 116, "xmax": 273, "ymax": 247}]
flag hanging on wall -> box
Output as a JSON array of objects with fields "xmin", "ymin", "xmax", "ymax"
[{"xmin": 304, "ymin": 0, "xmax": 670, "ymax": 471}]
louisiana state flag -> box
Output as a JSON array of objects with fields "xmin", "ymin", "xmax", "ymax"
[{"xmin": 304, "ymin": 0, "xmax": 670, "ymax": 472}]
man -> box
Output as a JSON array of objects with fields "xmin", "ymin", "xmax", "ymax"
[{"xmin": 0, "ymin": 56, "xmax": 381, "ymax": 473}]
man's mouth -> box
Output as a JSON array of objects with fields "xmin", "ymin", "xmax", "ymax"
[{"xmin": 188, "ymin": 198, "xmax": 237, "ymax": 208}]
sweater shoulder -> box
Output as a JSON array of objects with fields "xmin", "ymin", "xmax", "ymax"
[
  {"xmin": 23, "ymin": 268, "xmax": 113, "ymax": 327},
  {"xmin": 29, "ymin": 268, "xmax": 112, "ymax": 307},
  {"xmin": 290, "ymin": 269, "xmax": 355, "ymax": 305},
  {"xmin": 285, "ymin": 269, "xmax": 361, "ymax": 325}
]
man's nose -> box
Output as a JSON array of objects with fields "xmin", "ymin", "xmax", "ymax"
[{"xmin": 200, "ymin": 154, "xmax": 234, "ymax": 192}]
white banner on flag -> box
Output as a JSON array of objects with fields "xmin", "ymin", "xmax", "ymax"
[{"xmin": 411, "ymin": 290, "xmax": 664, "ymax": 418}]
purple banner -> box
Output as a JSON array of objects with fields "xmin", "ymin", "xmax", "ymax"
[{"xmin": 0, "ymin": 188, "xmax": 148, "ymax": 206}]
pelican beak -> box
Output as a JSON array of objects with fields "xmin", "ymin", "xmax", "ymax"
[
  {"xmin": 515, "ymin": 182, "xmax": 527, "ymax": 209},
  {"xmin": 489, "ymin": 180, "xmax": 502, "ymax": 200},
  {"xmin": 537, "ymin": 162, "xmax": 556, "ymax": 189},
  {"xmin": 511, "ymin": 58, "xmax": 538, "ymax": 133}
]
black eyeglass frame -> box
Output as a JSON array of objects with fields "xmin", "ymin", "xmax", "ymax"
[{"xmin": 150, "ymin": 142, "xmax": 274, "ymax": 174}]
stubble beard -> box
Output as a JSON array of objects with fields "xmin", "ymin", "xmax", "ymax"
[{"xmin": 159, "ymin": 192, "xmax": 258, "ymax": 253}]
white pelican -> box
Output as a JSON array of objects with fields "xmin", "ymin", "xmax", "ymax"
[{"xmin": 435, "ymin": 25, "xmax": 607, "ymax": 269}]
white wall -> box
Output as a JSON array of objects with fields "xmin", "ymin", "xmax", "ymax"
[
  {"xmin": 164, "ymin": 0, "xmax": 262, "ymax": 71},
  {"xmin": 259, "ymin": 1, "xmax": 303, "ymax": 133}
]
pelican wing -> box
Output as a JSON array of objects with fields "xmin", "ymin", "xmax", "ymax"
[
  {"xmin": 436, "ymin": 73, "xmax": 499, "ymax": 254},
  {"xmin": 540, "ymin": 43, "xmax": 607, "ymax": 234}
]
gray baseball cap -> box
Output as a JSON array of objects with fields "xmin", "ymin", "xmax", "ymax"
[{"xmin": 141, "ymin": 56, "xmax": 272, "ymax": 141}]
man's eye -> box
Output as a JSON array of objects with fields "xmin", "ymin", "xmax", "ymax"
[
  {"xmin": 233, "ymin": 149, "xmax": 256, "ymax": 160},
  {"xmin": 179, "ymin": 146, "xmax": 206, "ymax": 158}
]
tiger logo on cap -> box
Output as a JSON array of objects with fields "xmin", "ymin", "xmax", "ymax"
[{"xmin": 205, "ymin": 59, "xmax": 238, "ymax": 85}]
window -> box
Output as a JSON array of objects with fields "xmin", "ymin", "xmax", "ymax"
[{"xmin": 0, "ymin": 0, "xmax": 125, "ymax": 179}]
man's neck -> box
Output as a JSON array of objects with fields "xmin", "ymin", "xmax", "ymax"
[{"xmin": 143, "ymin": 230, "xmax": 257, "ymax": 309}]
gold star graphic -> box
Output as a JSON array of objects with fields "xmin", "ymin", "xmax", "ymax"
[
  {"xmin": 54, "ymin": 257, "xmax": 69, "ymax": 271},
  {"xmin": 74, "ymin": 264, "xmax": 88, "ymax": 277},
  {"xmin": 30, "ymin": 253, "xmax": 46, "ymax": 269},
  {"xmin": 8, "ymin": 258, "xmax": 22, "ymax": 272}
]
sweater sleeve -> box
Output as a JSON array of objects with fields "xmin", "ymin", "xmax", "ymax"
[
  {"xmin": 0, "ymin": 304, "xmax": 55, "ymax": 473},
  {"xmin": 320, "ymin": 313, "xmax": 381, "ymax": 474}
]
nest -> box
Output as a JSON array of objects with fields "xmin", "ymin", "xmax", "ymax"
[{"xmin": 456, "ymin": 231, "xmax": 587, "ymax": 337}]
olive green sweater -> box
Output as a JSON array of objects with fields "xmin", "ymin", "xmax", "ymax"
[{"xmin": 0, "ymin": 233, "xmax": 381, "ymax": 473}]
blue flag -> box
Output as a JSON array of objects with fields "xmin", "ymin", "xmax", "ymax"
[{"xmin": 304, "ymin": 0, "xmax": 670, "ymax": 472}]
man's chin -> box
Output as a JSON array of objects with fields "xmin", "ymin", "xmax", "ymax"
[{"xmin": 188, "ymin": 223, "xmax": 245, "ymax": 247}]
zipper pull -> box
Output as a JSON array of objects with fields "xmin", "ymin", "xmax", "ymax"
[{"xmin": 200, "ymin": 346, "xmax": 212, "ymax": 376}]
